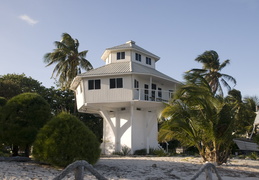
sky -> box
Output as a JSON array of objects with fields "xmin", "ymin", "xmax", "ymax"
[{"xmin": 1, "ymin": 0, "xmax": 259, "ymax": 98}]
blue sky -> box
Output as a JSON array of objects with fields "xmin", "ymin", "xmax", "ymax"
[{"xmin": 1, "ymin": 0, "xmax": 259, "ymax": 98}]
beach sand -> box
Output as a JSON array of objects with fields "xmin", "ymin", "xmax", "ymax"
[{"xmin": 0, "ymin": 156, "xmax": 259, "ymax": 179}]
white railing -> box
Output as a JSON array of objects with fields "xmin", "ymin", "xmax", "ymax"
[{"xmin": 133, "ymin": 88, "xmax": 173, "ymax": 103}]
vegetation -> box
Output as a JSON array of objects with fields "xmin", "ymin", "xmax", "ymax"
[
  {"xmin": 0, "ymin": 73, "xmax": 103, "ymax": 142},
  {"xmin": 0, "ymin": 73, "xmax": 46, "ymax": 100},
  {"xmin": 32, "ymin": 112, "xmax": 101, "ymax": 167},
  {"xmin": 159, "ymin": 51, "xmax": 254, "ymax": 165},
  {"xmin": 189, "ymin": 50, "xmax": 236, "ymax": 96},
  {"xmin": 44, "ymin": 33, "xmax": 93, "ymax": 90},
  {"xmin": 0, "ymin": 93, "xmax": 51, "ymax": 157}
]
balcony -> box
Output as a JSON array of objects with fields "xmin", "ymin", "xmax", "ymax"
[{"xmin": 133, "ymin": 88, "xmax": 173, "ymax": 103}]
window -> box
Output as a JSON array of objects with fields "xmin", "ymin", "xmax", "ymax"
[
  {"xmin": 146, "ymin": 57, "xmax": 151, "ymax": 65},
  {"xmin": 110, "ymin": 78, "xmax": 123, "ymax": 88},
  {"xmin": 144, "ymin": 84, "xmax": 149, "ymax": 100},
  {"xmin": 151, "ymin": 83, "xmax": 156, "ymax": 101},
  {"xmin": 158, "ymin": 88, "xmax": 162, "ymax": 98},
  {"xmin": 135, "ymin": 53, "xmax": 141, "ymax": 62},
  {"xmin": 134, "ymin": 79, "xmax": 139, "ymax": 89},
  {"xmin": 88, "ymin": 79, "xmax": 101, "ymax": 90},
  {"xmin": 169, "ymin": 90, "xmax": 174, "ymax": 98},
  {"xmin": 117, "ymin": 52, "xmax": 125, "ymax": 60}
]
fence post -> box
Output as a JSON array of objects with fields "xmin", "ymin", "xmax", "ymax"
[
  {"xmin": 205, "ymin": 167, "xmax": 212, "ymax": 180},
  {"xmin": 74, "ymin": 165, "xmax": 84, "ymax": 180}
]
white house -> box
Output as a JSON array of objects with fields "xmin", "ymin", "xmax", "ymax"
[{"xmin": 70, "ymin": 40, "xmax": 181, "ymax": 154}]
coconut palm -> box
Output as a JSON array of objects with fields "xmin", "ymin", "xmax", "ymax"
[
  {"xmin": 189, "ymin": 50, "xmax": 236, "ymax": 96},
  {"xmin": 159, "ymin": 73, "xmax": 236, "ymax": 165},
  {"xmin": 44, "ymin": 33, "xmax": 93, "ymax": 90},
  {"xmin": 226, "ymin": 91, "xmax": 256, "ymax": 136}
]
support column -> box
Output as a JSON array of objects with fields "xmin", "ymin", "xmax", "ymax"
[{"xmin": 115, "ymin": 111, "xmax": 121, "ymax": 152}]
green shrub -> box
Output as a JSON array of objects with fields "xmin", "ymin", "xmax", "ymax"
[
  {"xmin": 32, "ymin": 112, "xmax": 101, "ymax": 167},
  {"xmin": 0, "ymin": 97, "xmax": 7, "ymax": 107},
  {"xmin": 1, "ymin": 93, "xmax": 51, "ymax": 156},
  {"xmin": 152, "ymin": 149, "xmax": 167, "ymax": 156},
  {"xmin": 248, "ymin": 152, "xmax": 258, "ymax": 160},
  {"xmin": 134, "ymin": 149, "xmax": 147, "ymax": 155},
  {"xmin": 121, "ymin": 145, "xmax": 131, "ymax": 156}
]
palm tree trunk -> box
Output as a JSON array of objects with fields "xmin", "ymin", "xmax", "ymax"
[{"xmin": 12, "ymin": 145, "xmax": 19, "ymax": 156}]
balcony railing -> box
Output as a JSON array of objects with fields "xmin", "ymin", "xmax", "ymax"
[{"xmin": 133, "ymin": 88, "xmax": 173, "ymax": 103}]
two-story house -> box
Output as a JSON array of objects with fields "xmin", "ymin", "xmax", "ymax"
[{"xmin": 70, "ymin": 40, "xmax": 181, "ymax": 154}]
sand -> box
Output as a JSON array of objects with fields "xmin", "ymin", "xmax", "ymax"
[{"xmin": 0, "ymin": 156, "xmax": 259, "ymax": 180}]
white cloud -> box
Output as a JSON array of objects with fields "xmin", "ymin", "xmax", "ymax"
[{"xmin": 18, "ymin": 14, "xmax": 38, "ymax": 25}]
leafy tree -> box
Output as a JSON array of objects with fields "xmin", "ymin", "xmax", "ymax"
[
  {"xmin": 0, "ymin": 93, "xmax": 51, "ymax": 157},
  {"xmin": 44, "ymin": 33, "xmax": 93, "ymax": 90},
  {"xmin": 43, "ymin": 87, "xmax": 103, "ymax": 141},
  {"xmin": 159, "ymin": 73, "xmax": 251, "ymax": 165},
  {"xmin": 0, "ymin": 73, "xmax": 46, "ymax": 100},
  {"xmin": 33, "ymin": 112, "xmax": 101, "ymax": 167},
  {"xmin": 189, "ymin": 50, "xmax": 236, "ymax": 96},
  {"xmin": 0, "ymin": 97, "xmax": 7, "ymax": 107}
]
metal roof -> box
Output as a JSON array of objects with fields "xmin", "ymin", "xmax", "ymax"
[{"xmin": 70, "ymin": 61, "xmax": 181, "ymax": 90}]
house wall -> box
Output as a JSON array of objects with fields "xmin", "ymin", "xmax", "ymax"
[
  {"xmin": 131, "ymin": 109, "xmax": 159, "ymax": 153},
  {"xmin": 101, "ymin": 105, "xmax": 160, "ymax": 155},
  {"xmin": 83, "ymin": 75, "xmax": 133, "ymax": 103},
  {"xmin": 129, "ymin": 51, "xmax": 156, "ymax": 69},
  {"xmin": 75, "ymin": 82, "xmax": 85, "ymax": 109},
  {"xmin": 105, "ymin": 50, "xmax": 156, "ymax": 69}
]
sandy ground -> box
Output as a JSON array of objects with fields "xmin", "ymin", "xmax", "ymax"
[{"xmin": 0, "ymin": 156, "xmax": 259, "ymax": 180}]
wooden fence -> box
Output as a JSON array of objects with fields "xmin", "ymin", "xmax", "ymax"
[{"xmin": 54, "ymin": 160, "xmax": 222, "ymax": 180}]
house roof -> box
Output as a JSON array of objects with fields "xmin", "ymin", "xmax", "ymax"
[
  {"xmin": 70, "ymin": 61, "xmax": 181, "ymax": 90},
  {"xmin": 101, "ymin": 41, "xmax": 160, "ymax": 61}
]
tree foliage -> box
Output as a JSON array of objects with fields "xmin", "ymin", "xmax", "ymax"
[
  {"xmin": 44, "ymin": 33, "xmax": 93, "ymax": 90},
  {"xmin": 0, "ymin": 93, "xmax": 51, "ymax": 156},
  {"xmin": 0, "ymin": 73, "xmax": 46, "ymax": 100},
  {"xmin": 159, "ymin": 73, "xmax": 254, "ymax": 165},
  {"xmin": 33, "ymin": 112, "xmax": 101, "ymax": 167},
  {"xmin": 189, "ymin": 50, "xmax": 236, "ymax": 96}
]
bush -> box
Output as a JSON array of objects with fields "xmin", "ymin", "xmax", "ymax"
[
  {"xmin": 248, "ymin": 152, "xmax": 258, "ymax": 160},
  {"xmin": 134, "ymin": 149, "xmax": 147, "ymax": 155},
  {"xmin": 32, "ymin": 112, "xmax": 101, "ymax": 167},
  {"xmin": 0, "ymin": 97, "xmax": 7, "ymax": 107},
  {"xmin": 1, "ymin": 93, "xmax": 51, "ymax": 156},
  {"xmin": 121, "ymin": 145, "xmax": 131, "ymax": 156}
]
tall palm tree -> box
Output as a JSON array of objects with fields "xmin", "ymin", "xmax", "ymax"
[
  {"xmin": 189, "ymin": 50, "xmax": 236, "ymax": 96},
  {"xmin": 44, "ymin": 33, "xmax": 93, "ymax": 90},
  {"xmin": 159, "ymin": 74, "xmax": 237, "ymax": 165}
]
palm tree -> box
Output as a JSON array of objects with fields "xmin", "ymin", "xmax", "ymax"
[
  {"xmin": 189, "ymin": 50, "xmax": 236, "ymax": 96},
  {"xmin": 44, "ymin": 33, "xmax": 93, "ymax": 90},
  {"xmin": 159, "ymin": 74, "xmax": 237, "ymax": 165},
  {"xmin": 226, "ymin": 91, "xmax": 257, "ymax": 136}
]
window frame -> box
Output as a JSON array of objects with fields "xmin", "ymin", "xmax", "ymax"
[
  {"xmin": 110, "ymin": 78, "xmax": 123, "ymax": 89},
  {"xmin": 146, "ymin": 57, "xmax": 151, "ymax": 65},
  {"xmin": 117, "ymin": 52, "xmax": 125, "ymax": 60},
  {"xmin": 88, "ymin": 79, "xmax": 101, "ymax": 90},
  {"xmin": 135, "ymin": 53, "xmax": 141, "ymax": 62}
]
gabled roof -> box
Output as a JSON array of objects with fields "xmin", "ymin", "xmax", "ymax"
[
  {"xmin": 70, "ymin": 61, "xmax": 181, "ymax": 90},
  {"xmin": 101, "ymin": 41, "xmax": 160, "ymax": 61}
]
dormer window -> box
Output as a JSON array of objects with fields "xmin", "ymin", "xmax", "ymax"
[
  {"xmin": 117, "ymin": 52, "xmax": 125, "ymax": 60},
  {"xmin": 135, "ymin": 53, "xmax": 141, "ymax": 62},
  {"xmin": 146, "ymin": 57, "xmax": 151, "ymax": 65}
]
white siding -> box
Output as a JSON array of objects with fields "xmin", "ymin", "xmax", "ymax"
[
  {"xmin": 83, "ymin": 75, "xmax": 133, "ymax": 103},
  {"xmin": 76, "ymin": 83, "xmax": 84, "ymax": 109}
]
